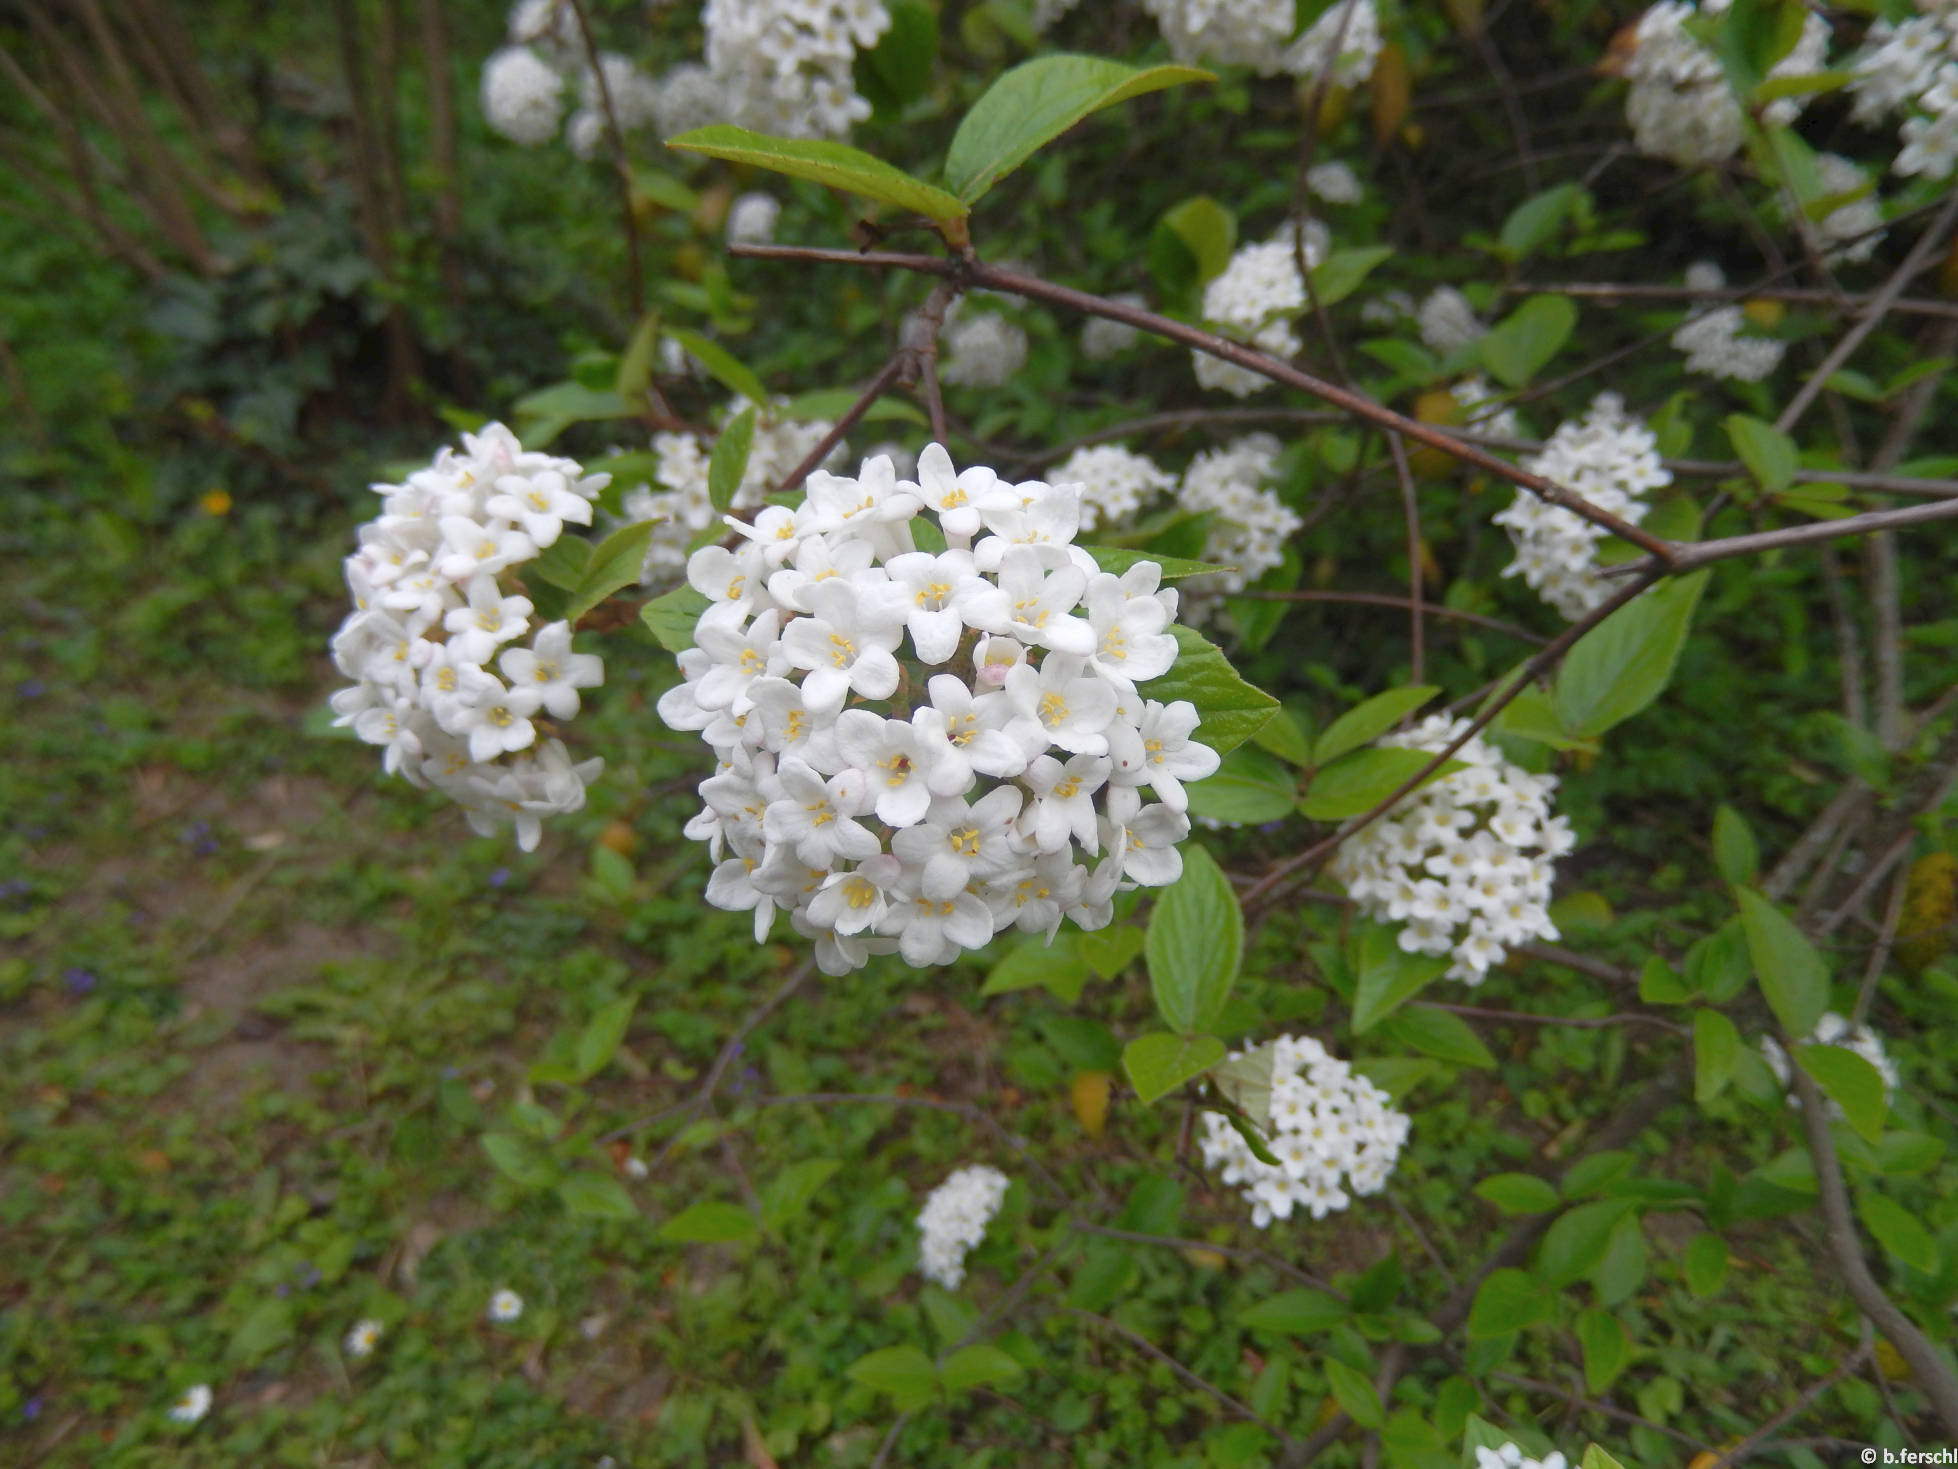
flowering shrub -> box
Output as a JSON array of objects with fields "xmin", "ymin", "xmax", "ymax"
[{"xmin": 916, "ymin": 1164, "xmax": 1010, "ymax": 1288}]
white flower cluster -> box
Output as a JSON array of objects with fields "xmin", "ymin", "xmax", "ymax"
[
  {"xmin": 1081, "ymin": 294, "xmax": 1148, "ymax": 361},
  {"xmin": 1142, "ymin": 0, "xmax": 1381, "ymax": 83},
  {"xmin": 329, "ymin": 424, "xmax": 608, "ymax": 852},
  {"xmin": 916, "ymin": 1164, "xmax": 1010, "ymax": 1288},
  {"xmin": 1495, "ymin": 393, "xmax": 1671, "ymax": 620},
  {"xmin": 656, "ymin": 444, "xmax": 1221, "ymax": 976},
  {"xmin": 1849, "ymin": 4, "xmax": 1958, "ymax": 180},
  {"xmin": 1180, "ymin": 434, "xmax": 1302, "ymax": 599},
  {"xmin": 1306, "ymin": 160, "xmax": 1364, "ymax": 205},
  {"xmin": 1671, "ymin": 261, "xmax": 1788, "ymax": 382},
  {"xmin": 1761, "ymin": 1011, "xmax": 1902, "ymax": 1116},
  {"xmin": 1032, "ymin": 0, "xmax": 1085, "ymax": 29},
  {"xmin": 621, "ymin": 398, "xmax": 838, "ymax": 582},
  {"xmin": 725, "ymin": 191, "xmax": 781, "ymax": 246},
  {"xmin": 1194, "ymin": 222, "xmax": 1329, "ymax": 397},
  {"xmin": 703, "ymin": 0, "xmax": 889, "ymax": 140},
  {"xmin": 1050, "ymin": 445, "xmax": 1176, "ymax": 533},
  {"xmin": 1451, "ymin": 373, "xmax": 1519, "ymax": 441},
  {"xmin": 1197, "ymin": 1035, "xmax": 1411, "ymax": 1226},
  {"xmin": 1328, "ymin": 716, "xmax": 1574, "ymax": 984},
  {"xmin": 1476, "ymin": 1444, "xmax": 1568, "ymax": 1469},
  {"xmin": 940, "ymin": 310, "xmax": 1031, "ymax": 389},
  {"xmin": 1418, "ymin": 286, "xmax": 1486, "ymax": 357},
  {"xmin": 483, "ymin": 3, "xmax": 661, "ymax": 156},
  {"xmin": 1622, "ymin": 0, "xmax": 1830, "ymax": 168},
  {"xmin": 1791, "ymin": 153, "xmax": 1885, "ymax": 264}
]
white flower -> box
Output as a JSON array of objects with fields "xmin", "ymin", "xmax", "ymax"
[
  {"xmin": 1671, "ymin": 263, "xmax": 1787, "ymax": 382},
  {"xmin": 1199, "ymin": 1034, "xmax": 1411, "ymax": 1227},
  {"xmin": 1081, "ymin": 295, "xmax": 1147, "ymax": 360},
  {"xmin": 1049, "ymin": 445, "xmax": 1174, "ymax": 533},
  {"xmin": 1193, "ymin": 224, "xmax": 1327, "ymax": 398},
  {"xmin": 966, "ymin": 550, "xmax": 1096, "ymax": 656},
  {"xmin": 1475, "ymin": 1444, "xmax": 1569, "ymax": 1469},
  {"xmin": 498, "ymin": 621, "xmax": 603, "ymax": 719},
  {"xmin": 1623, "ymin": 0, "xmax": 1831, "ymax": 167},
  {"xmin": 482, "ymin": 46, "xmax": 564, "ymax": 147},
  {"xmin": 701, "ymin": 0, "xmax": 887, "ymax": 141},
  {"xmin": 1002, "ymin": 654, "xmax": 1117, "ymax": 756},
  {"xmin": 834, "ymin": 710, "xmax": 934, "ymax": 827},
  {"xmin": 1418, "ymin": 286, "xmax": 1484, "ymax": 356},
  {"xmin": 726, "ymin": 191, "xmax": 781, "ymax": 245},
  {"xmin": 167, "ymin": 1384, "xmax": 213, "ymax": 1425},
  {"xmin": 1100, "ymin": 785, "xmax": 1190, "ymax": 886},
  {"xmin": 870, "ymin": 549, "xmax": 989, "ymax": 663},
  {"xmin": 485, "ymin": 468, "xmax": 594, "ymax": 548},
  {"xmin": 890, "ymin": 788, "xmax": 1030, "ymax": 900},
  {"xmin": 763, "ymin": 757, "xmax": 880, "ymax": 867},
  {"xmin": 780, "ymin": 581, "xmax": 905, "ymax": 711},
  {"xmin": 940, "ymin": 311, "xmax": 1029, "ymax": 389},
  {"xmin": 917, "ymin": 1165, "xmax": 1010, "ymax": 1288},
  {"xmin": 1176, "ymin": 434, "xmax": 1301, "ymax": 617},
  {"xmin": 1306, "ymin": 160, "xmax": 1363, "ymax": 204},
  {"xmin": 1143, "ymin": 0, "xmax": 1379, "ymax": 82},
  {"xmin": 1110, "ymin": 698, "xmax": 1221, "ymax": 812},
  {"xmin": 488, "ymin": 1289, "xmax": 524, "ymax": 1323},
  {"xmin": 344, "ymin": 1320, "xmax": 384, "ymax": 1358}
]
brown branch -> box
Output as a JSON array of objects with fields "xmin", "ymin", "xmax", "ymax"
[
  {"xmin": 772, "ymin": 355, "xmax": 907, "ymax": 497},
  {"xmin": 1230, "ymin": 589, "xmax": 1548, "ymax": 645},
  {"xmin": 724, "ymin": 243, "xmax": 1679, "ymax": 563},
  {"xmin": 1609, "ymin": 498, "xmax": 1958, "ymax": 579},
  {"xmin": 1414, "ymin": 999, "xmax": 1688, "ymax": 1036},
  {"xmin": 1514, "ymin": 281, "xmax": 1958, "ymax": 324}
]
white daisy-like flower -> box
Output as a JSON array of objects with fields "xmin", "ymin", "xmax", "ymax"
[
  {"xmin": 344, "ymin": 1320, "xmax": 384, "ymax": 1358},
  {"xmin": 488, "ymin": 1288, "xmax": 525, "ymax": 1323},
  {"xmin": 167, "ymin": 1384, "xmax": 213, "ymax": 1425}
]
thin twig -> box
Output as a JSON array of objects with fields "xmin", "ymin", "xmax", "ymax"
[
  {"xmin": 1608, "ymin": 498, "xmax": 1958, "ymax": 579},
  {"xmin": 1231, "ymin": 589, "xmax": 1548, "ymax": 645},
  {"xmin": 1706, "ymin": 1327, "xmax": 1874, "ymax": 1468},
  {"xmin": 773, "ymin": 355, "xmax": 907, "ymax": 497},
  {"xmin": 1851, "ymin": 866, "xmax": 1909, "ymax": 1028},
  {"xmin": 1491, "ymin": 1372, "xmax": 1711, "ymax": 1451},
  {"xmin": 565, "ymin": 0, "xmax": 644, "ymax": 315},
  {"xmin": 1414, "ymin": 999, "xmax": 1687, "ymax": 1036},
  {"xmin": 1514, "ymin": 280, "xmax": 1958, "ymax": 324}
]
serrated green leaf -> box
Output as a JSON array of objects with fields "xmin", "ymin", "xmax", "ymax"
[
  {"xmin": 558, "ymin": 1170, "xmax": 638, "ymax": 1221},
  {"xmin": 1301, "ymin": 747, "xmax": 1466, "ymax": 821},
  {"xmin": 944, "ymin": 55, "xmax": 1214, "ymax": 204},
  {"xmin": 1474, "ymin": 1173, "xmax": 1560, "ymax": 1215},
  {"xmin": 1576, "ymin": 1307, "xmax": 1629, "ymax": 1393},
  {"xmin": 668, "ymin": 124, "xmax": 968, "ymax": 224},
  {"xmin": 1252, "ymin": 707, "xmax": 1314, "ymax": 767},
  {"xmin": 642, "ymin": 585, "xmax": 711, "ymax": 654},
  {"xmin": 1554, "ymin": 572, "xmax": 1709, "ymax": 738},
  {"xmin": 658, "ymin": 1201, "xmax": 758, "ymax": 1244},
  {"xmin": 1314, "ymin": 686, "xmax": 1442, "ymax": 766},
  {"xmin": 708, "ymin": 406, "xmax": 758, "ymax": 514},
  {"xmin": 1239, "ymin": 1289, "xmax": 1349, "ymax": 1335},
  {"xmin": 1145, "ymin": 844, "xmax": 1241, "ymax": 1035},
  {"xmin": 1480, "ymin": 295, "xmax": 1577, "ymax": 387},
  {"xmin": 1795, "ymin": 1042, "xmax": 1888, "ymax": 1144},
  {"xmin": 1735, "ymin": 887, "xmax": 1829, "ymax": 1038},
  {"xmin": 576, "ymin": 996, "xmax": 636, "ymax": 1081},
  {"xmin": 563, "ymin": 520, "xmax": 655, "ymax": 623},
  {"xmin": 1142, "ymin": 625, "xmax": 1279, "ymax": 755},
  {"xmin": 1122, "ymin": 1032, "xmax": 1226, "ymax": 1105},
  {"xmin": 1378, "ymin": 1006, "xmax": 1496, "ymax": 1068},
  {"xmin": 1466, "ymin": 1268, "xmax": 1549, "ymax": 1338}
]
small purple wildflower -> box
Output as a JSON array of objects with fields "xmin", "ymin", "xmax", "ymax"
[
  {"xmin": 488, "ymin": 866, "xmax": 511, "ymax": 888},
  {"xmin": 62, "ymin": 968, "xmax": 97, "ymax": 996},
  {"xmin": 22, "ymin": 1396, "xmax": 42, "ymax": 1423},
  {"xmin": 17, "ymin": 679, "xmax": 45, "ymax": 699}
]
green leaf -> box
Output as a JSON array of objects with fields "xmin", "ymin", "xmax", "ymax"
[
  {"xmin": 526, "ymin": 534, "xmax": 593, "ymax": 593},
  {"xmin": 1683, "ymin": 1232, "xmax": 1728, "ymax": 1297},
  {"xmin": 662, "ymin": 326, "xmax": 769, "ymax": 406},
  {"xmin": 1077, "ymin": 926, "xmax": 1145, "ymax": 979},
  {"xmin": 1252, "ymin": 707, "xmax": 1314, "ymax": 767},
  {"xmin": 859, "ymin": 0, "xmax": 939, "ymax": 112},
  {"xmin": 1210, "ymin": 1042, "xmax": 1277, "ymax": 1128},
  {"xmin": 228, "ymin": 1297, "xmax": 296, "ymax": 1365},
  {"xmin": 981, "ymin": 932, "xmax": 1092, "ymax": 1001},
  {"xmin": 1536, "ymin": 1199, "xmax": 1637, "ymax": 1287},
  {"xmin": 659, "ymin": 1200, "xmax": 758, "ymax": 1244},
  {"xmin": 511, "ymin": 380, "xmax": 634, "ymax": 447},
  {"xmin": 1467, "ymin": 1268, "xmax": 1550, "ymax": 1338},
  {"xmin": 668, "ymin": 124, "xmax": 968, "ymax": 225},
  {"xmin": 1693, "ymin": 1008, "xmax": 1741, "ymax": 1103},
  {"xmin": 1186, "ymin": 746, "xmax": 1298, "ymax": 826},
  {"xmin": 1122, "ymin": 1032, "xmax": 1226, "ymax": 1105},
  {"xmin": 576, "ymin": 996, "xmax": 636, "ymax": 1081},
  {"xmin": 846, "ymin": 1345, "xmax": 939, "ymax": 1411},
  {"xmin": 563, "ymin": 520, "xmax": 655, "ymax": 624},
  {"xmin": 760, "ymin": 1158, "xmax": 843, "ymax": 1232},
  {"xmin": 708, "ymin": 405, "xmax": 758, "ymax": 514},
  {"xmin": 943, "ymin": 55, "xmax": 1214, "ymax": 204},
  {"xmin": 1639, "ymin": 956, "xmax": 1691, "ymax": 1005},
  {"xmin": 1725, "ymin": 414, "xmax": 1798, "ymax": 493},
  {"xmin": 558, "ymin": 1170, "xmax": 639, "ymax": 1221},
  {"xmin": 1324, "ymin": 1358, "xmax": 1385, "ymax": 1430},
  {"xmin": 1143, "ymin": 625, "xmax": 1280, "ymax": 754},
  {"xmin": 1080, "ymin": 545, "xmax": 1233, "ymax": 583},
  {"xmin": 1754, "ymin": 67, "xmax": 1851, "ymax": 102},
  {"xmin": 482, "ymin": 1132, "xmax": 557, "ymax": 1189},
  {"xmin": 1493, "ymin": 684, "xmax": 1598, "ymax": 754},
  {"xmin": 778, "ymin": 386, "xmax": 926, "ymax": 425},
  {"xmin": 1301, "ymin": 747, "xmax": 1465, "ymax": 821},
  {"xmin": 1378, "ymin": 1007, "xmax": 1496, "ymax": 1069},
  {"xmin": 1711, "ymin": 805, "xmax": 1759, "ymax": 887},
  {"xmin": 1795, "ymin": 1042, "xmax": 1888, "ymax": 1144},
  {"xmin": 1856, "ymin": 1192, "xmax": 1939, "ymax": 1273},
  {"xmin": 641, "ymin": 585, "xmax": 710, "ymax": 654},
  {"xmin": 1553, "ymin": 572, "xmax": 1709, "ymax": 738},
  {"xmin": 1350, "ymin": 921, "xmax": 1449, "ymax": 1033},
  {"xmin": 1146, "ymin": 845, "xmax": 1241, "ymax": 1035},
  {"xmin": 1309, "ymin": 246, "xmax": 1394, "ymax": 308},
  {"xmin": 1498, "ymin": 183, "xmax": 1584, "ymax": 262},
  {"xmin": 1582, "ymin": 1447, "xmax": 1628, "ymax": 1469},
  {"xmin": 617, "ymin": 310, "xmax": 662, "ymax": 404},
  {"xmin": 1576, "ymin": 1308, "xmax": 1629, "ymax": 1394},
  {"xmin": 940, "ymin": 1343, "xmax": 1026, "ymax": 1395},
  {"xmin": 1157, "ymin": 194, "xmax": 1238, "ymax": 289},
  {"xmin": 1474, "ymin": 1173, "xmax": 1560, "ymax": 1215},
  {"xmin": 1735, "ymin": 887, "xmax": 1829, "ymax": 1039},
  {"xmin": 1479, "ymin": 295, "xmax": 1577, "ymax": 388},
  {"xmin": 1314, "ymin": 686, "xmax": 1442, "ymax": 766},
  {"xmin": 1239, "ymin": 1289, "xmax": 1349, "ymax": 1336}
]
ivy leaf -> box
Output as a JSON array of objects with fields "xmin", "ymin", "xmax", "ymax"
[
  {"xmin": 1554, "ymin": 572, "xmax": 1709, "ymax": 739},
  {"xmin": 1145, "ymin": 844, "xmax": 1241, "ymax": 1035},
  {"xmin": 708, "ymin": 405, "xmax": 758, "ymax": 514},
  {"xmin": 1313, "ymin": 686, "xmax": 1441, "ymax": 766},
  {"xmin": 668, "ymin": 125, "xmax": 969, "ymax": 229},
  {"xmin": 1142, "ymin": 625, "xmax": 1279, "ymax": 755},
  {"xmin": 944, "ymin": 55, "xmax": 1214, "ymax": 204},
  {"xmin": 1122, "ymin": 1032, "xmax": 1226, "ymax": 1105},
  {"xmin": 1735, "ymin": 888, "xmax": 1829, "ymax": 1039}
]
